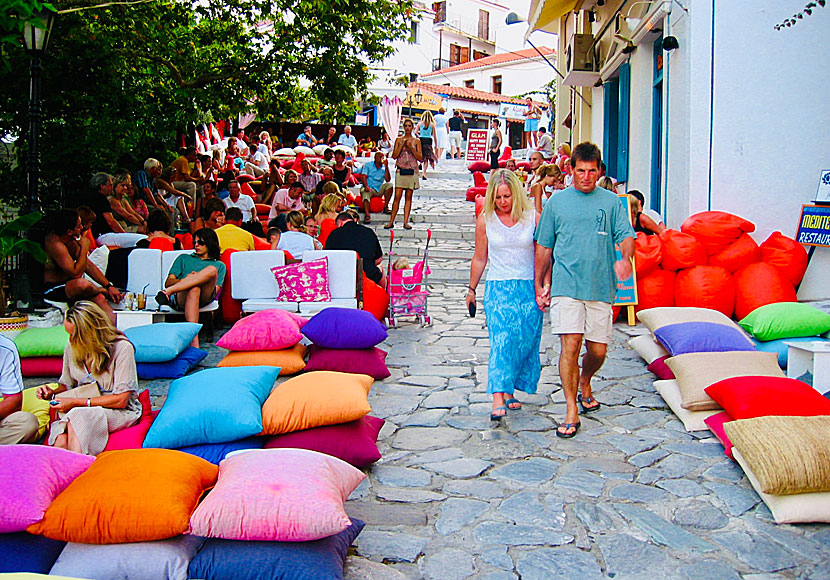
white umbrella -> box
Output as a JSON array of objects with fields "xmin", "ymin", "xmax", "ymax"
[{"xmin": 379, "ymin": 96, "xmax": 403, "ymax": 140}]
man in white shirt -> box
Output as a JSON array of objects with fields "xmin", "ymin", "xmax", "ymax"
[
  {"xmin": 0, "ymin": 335, "xmax": 38, "ymax": 445},
  {"xmin": 338, "ymin": 125, "xmax": 358, "ymax": 150},
  {"xmin": 223, "ymin": 180, "xmax": 256, "ymax": 222}
]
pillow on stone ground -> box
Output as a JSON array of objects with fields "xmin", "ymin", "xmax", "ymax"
[
  {"xmin": 302, "ymin": 307, "xmax": 387, "ymax": 349},
  {"xmin": 143, "ymin": 367, "xmax": 279, "ymax": 449},
  {"xmin": 704, "ymin": 411, "xmax": 735, "ymax": 458},
  {"xmin": 738, "ymin": 302, "xmax": 830, "ymax": 342},
  {"xmin": 705, "ymin": 375, "xmax": 830, "ymax": 420},
  {"xmin": 216, "ymin": 309, "xmax": 305, "ymax": 351},
  {"xmin": 0, "ymin": 446, "xmax": 95, "ymax": 533},
  {"xmin": 104, "ymin": 391, "xmax": 155, "ymax": 451},
  {"xmin": 653, "ymin": 380, "xmax": 718, "ymax": 432},
  {"xmin": 188, "ymin": 519, "xmax": 364, "ymax": 580},
  {"xmin": 264, "ymin": 415, "xmax": 384, "ymax": 468},
  {"xmin": 636, "ymin": 306, "xmax": 737, "ymax": 334},
  {"xmin": 22, "ymin": 386, "xmax": 52, "ymax": 439},
  {"xmin": 136, "ymin": 346, "xmax": 207, "ymax": 379},
  {"xmin": 751, "ymin": 336, "xmax": 830, "ymax": 368},
  {"xmin": 304, "ymin": 345, "xmax": 390, "ymax": 380},
  {"xmin": 467, "ymin": 161, "xmax": 491, "ymax": 173},
  {"xmin": 49, "ymin": 535, "xmax": 204, "ymax": 580},
  {"xmin": 628, "ymin": 334, "xmax": 669, "ymax": 364},
  {"xmin": 176, "ymin": 436, "xmax": 266, "ymax": 465},
  {"xmin": 190, "ymin": 449, "xmax": 365, "ymax": 541},
  {"xmin": 27, "ymin": 449, "xmax": 218, "ymax": 544},
  {"xmin": 13, "ymin": 326, "xmax": 69, "ymax": 358},
  {"xmin": 125, "ymin": 322, "xmax": 202, "ymax": 363},
  {"xmin": 260, "ymin": 371, "xmax": 373, "ymax": 435},
  {"xmin": 654, "ymin": 322, "xmax": 756, "ymax": 356},
  {"xmin": 647, "ymin": 356, "xmax": 674, "ymax": 380},
  {"xmin": 665, "ymin": 351, "xmax": 783, "ymax": 411},
  {"xmin": 0, "ymin": 532, "xmax": 66, "ymax": 573},
  {"xmin": 218, "ymin": 344, "xmax": 306, "ymax": 375},
  {"xmin": 21, "ymin": 356, "xmax": 63, "ymax": 377}
]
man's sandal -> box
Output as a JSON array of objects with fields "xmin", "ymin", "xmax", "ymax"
[
  {"xmin": 155, "ymin": 291, "xmax": 171, "ymax": 307},
  {"xmin": 556, "ymin": 422, "xmax": 581, "ymax": 439},
  {"xmin": 578, "ymin": 394, "xmax": 601, "ymax": 414}
]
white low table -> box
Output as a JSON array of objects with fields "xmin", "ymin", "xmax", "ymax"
[
  {"xmin": 115, "ymin": 309, "xmax": 166, "ymax": 331},
  {"xmin": 785, "ymin": 340, "xmax": 830, "ymax": 394}
]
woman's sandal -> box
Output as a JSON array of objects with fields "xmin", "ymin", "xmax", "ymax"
[
  {"xmin": 155, "ymin": 291, "xmax": 170, "ymax": 307},
  {"xmin": 556, "ymin": 421, "xmax": 581, "ymax": 439},
  {"xmin": 403, "ymin": 224, "xmax": 412, "ymax": 230},
  {"xmin": 383, "ymin": 224, "xmax": 393, "ymax": 229},
  {"xmin": 504, "ymin": 397, "xmax": 522, "ymax": 410},
  {"xmin": 577, "ymin": 394, "xmax": 601, "ymax": 414},
  {"xmin": 490, "ymin": 406, "xmax": 508, "ymax": 421}
]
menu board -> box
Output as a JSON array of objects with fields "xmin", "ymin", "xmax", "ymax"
[{"xmin": 465, "ymin": 129, "xmax": 489, "ymax": 162}]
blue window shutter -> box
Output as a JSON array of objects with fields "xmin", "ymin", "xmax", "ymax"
[
  {"xmin": 617, "ymin": 62, "xmax": 630, "ymax": 182},
  {"xmin": 603, "ymin": 79, "xmax": 619, "ymax": 178}
]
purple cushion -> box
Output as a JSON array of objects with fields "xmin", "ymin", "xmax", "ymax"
[
  {"xmin": 302, "ymin": 307, "xmax": 387, "ymax": 349},
  {"xmin": 654, "ymin": 322, "xmax": 756, "ymax": 356},
  {"xmin": 647, "ymin": 356, "xmax": 675, "ymax": 380},
  {"xmin": 304, "ymin": 345, "xmax": 390, "ymax": 379},
  {"xmin": 136, "ymin": 346, "xmax": 207, "ymax": 379},
  {"xmin": 263, "ymin": 416, "xmax": 384, "ymax": 468},
  {"xmin": 0, "ymin": 532, "xmax": 66, "ymax": 573}
]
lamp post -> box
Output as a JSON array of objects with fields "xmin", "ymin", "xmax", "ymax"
[{"xmin": 406, "ymin": 89, "xmax": 423, "ymax": 121}]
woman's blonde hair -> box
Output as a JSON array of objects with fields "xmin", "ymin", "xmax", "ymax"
[
  {"xmin": 420, "ymin": 111, "xmax": 434, "ymax": 126},
  {"xmin": 317, "ymin": 193, "xmax": 342, "ymax": 219},
  {"xmin": 484, "ymin": 169, "xmax": 532, "ymax": 221},
  {"xmin": 535, "ymin": 163, "xmax": 562, "ymax": 179},
  {"xmin": 65, "ymin": 301, "xmax": 123, "ymax": 376},
  {"xmin": 559, "ymin": 143, "xmax": 571, "ymax": 157},
  {"xmin": 286, "ymin": 210, "xmax": 306, "ymax": 233},
  {"xmin": 597, "ymin": 176, "xmax": 616, "ymax": 191},
  {"xmin": 321, "ymin": 181, "xmax": 341, "ymax": 197}
]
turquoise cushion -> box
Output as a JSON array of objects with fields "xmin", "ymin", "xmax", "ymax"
[
  {"xmin": 125, "ymin": 322, "xmax": 202, "ymax": 363},
  {"xmin": 739, "ymin": 302, "xmax": 830, "ymax": 342},
  {"xmin": 143, "ymin": 367, "xmax": 280, "ymax": 449},
  {"xmin": 13, "ymin": 326, "xmax": 69, "ymax": 357},
  {"xmin": 751, "ymin": 337, "xmax": 830, "ymax": 368}
]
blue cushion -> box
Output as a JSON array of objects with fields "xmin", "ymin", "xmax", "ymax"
[
  {"xmin": 654, "ymin": 322, "xmax": 756, "ymax": 356},
  {"xmin": 143, "ymin": 367, "xmax": 280, "ymax": 449},
  {"xmin": 751, "ymin": 336, "xmax": 830, "ymax": 368},
  {"xmin": 188, "ymin": 519, "xmax": 364, "ymax": 580},
  {"xmin": 176, "ymin": 436, "xmax": 266, "ymax": 465},
  {"xmin": 126, "ymin": 322, "xmax": 202, "ymax": 363},
  {"xmin": 302, "ymin": 307, "xmax": 387, "ymax": 349},
  {"xmin": 136, "ymin": 346, "xmax": 207, "ymax": 379},
  {"xmin": 0, "ymin": 532, "xmax": 66, "ymax": 573}
]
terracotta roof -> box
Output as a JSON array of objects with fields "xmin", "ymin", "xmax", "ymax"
[
  {"xmin": 422, "ymin": 47, "xmax": 556, "ymax": 78},
  {"xmin": 455, "ymin": 108, "xmax": 496, "ymax": 117},
  {"xmin": 409, "ymin": 82, "xmax": 545, "ymax": 106}
]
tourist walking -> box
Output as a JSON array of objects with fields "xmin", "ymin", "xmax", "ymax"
[
  {"xmin": 417, "ymin": 111, "xmax": 436, "ymax": 179},
  {"xmin": 488, "ymin": 119, "xmax": 503, "ymax": 171},
  {"xmin": 433, "ymin": 108, "xmax": 449, "ymax": 163},
  {"xmin": 385, "ymin": 119, "xmax": 422, "ymax": 230},
  {"xmin": 467, "ymin": 169, "xmax": 542, "ymax": 420}
]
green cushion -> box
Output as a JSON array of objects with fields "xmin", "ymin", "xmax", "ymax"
[
  {"xmin": 739, "ymin": 302, "xmax": 830, "ymax": 341},
  {"xmin": 13, "ymin": 326, "xmax": 69, "ymax": 357}
]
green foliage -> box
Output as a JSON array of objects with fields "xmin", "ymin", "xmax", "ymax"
[
  {"xmin": 0, "ymin": 0, "xmax": 55, "ymax": 68},
  {"xmin": 0, "ymin": 211, "xmax": 46, "ymax": 317}
]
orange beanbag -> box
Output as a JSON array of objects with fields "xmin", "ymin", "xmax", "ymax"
[
  {"xmin": 759, "ymin": 231, "xmax": 809, "ymax": 286},
  {"xmin": 734, "ymin": 262, "xmax": 798, "ymax": 320},
  {"xmin": 218, "ymin": 343, "xmax": 307, "ymax": 375},
  {"xmin": 369, "ymin": 197, "xmax": 386, "ymax": 213},
  {"xmin": 674, "ymin": 265, "xmax": 735, "ymax": 318},
  {"xmin": 260, "ymin": 371, "xmax": 373, "ymax": 436},
  {"xmin": 634, "ymin": 232, "xmax": 663, "ymax": 278},
  {"xmin": 27, "ymin": 449, "xmax": 217, "ymax": 544},
  {"xmin": 680, "ymin": 211, "xmax": 755, "ymax": 255},
  {"xmin": 708, "ymin": 233, "xmax": 761, "ymax": 274},
  {"xmin": 659, "ymin": 229, "xmax": 707, "ymax": 271},
  {"xmin": 362, "ymin": 273, "xmax": 390, "ymax": 322},
  {"xmin": 636, "ymin": 269, "xmax": 675, "ymax": 312}
]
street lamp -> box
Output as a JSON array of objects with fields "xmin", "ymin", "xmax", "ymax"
[
  {"xmin": 22, "ymin": 10, "xmax": 55, "ymax": 216},
  {"xmin": 406, "ymin": 89, "xmax": 422, "ymax": 120}
]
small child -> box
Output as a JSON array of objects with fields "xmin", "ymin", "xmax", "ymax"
[{"xmin": 392, "ymin": 257, "xmax": 410, "ymax": 271}]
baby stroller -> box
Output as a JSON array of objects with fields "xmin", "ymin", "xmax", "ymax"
[{"xmin": 385, "ymin": 229, "xmax": 432, "ymax": 328}]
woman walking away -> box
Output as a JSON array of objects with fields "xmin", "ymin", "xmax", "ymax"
[
  {"xmin": 386, "ymin": 118, "xmax": 422, "ymax": 230},
  {"xmin": 488, "ymin": 119, "xmax": 503, "ymax": 172},
  {"xmin": 417, "ymin": 111, "xmax": 437, "ymax": 179},
  {"xmin": 467, "ymin": 169, "xmax": 542, "ymax": 420}
]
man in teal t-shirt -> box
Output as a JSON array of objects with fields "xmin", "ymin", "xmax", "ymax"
[{"xmin": 534, "ymin": 142, "xmax": 634, "ymax": 439}]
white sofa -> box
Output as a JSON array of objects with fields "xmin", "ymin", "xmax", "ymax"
[{"xmin": 127, "ymin": 249, "xmax": 220, "ymax": 315}]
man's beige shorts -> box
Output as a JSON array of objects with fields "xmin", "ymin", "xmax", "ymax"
[{"xmin": 550, "ymin": 296, "xmax": 613, "ymax": 344}]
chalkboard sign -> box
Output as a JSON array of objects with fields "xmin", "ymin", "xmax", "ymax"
[{"xmin": 614, "ymin": 194, "xmax": 638, "ymax": 310}]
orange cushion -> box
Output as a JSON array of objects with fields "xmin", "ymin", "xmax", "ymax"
[
  {"xmin": 217, "ymin": 343, "xmax": 306, "ymax": 375},
  {"xmin": 260, "ymin": 371, "xmax": 373, "ymax": 435},
  {"xmin": 27, "ymin": 449, "xmax": 218, "ymax": 544}
]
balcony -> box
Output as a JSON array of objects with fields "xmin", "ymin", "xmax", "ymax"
[
  {"xmin": 432, "ymin": 58, "xmax": 458, "ymax": 71},
  {"xmin": 433, "ymin": 14, "xmax": 492, "ymax": 43}
]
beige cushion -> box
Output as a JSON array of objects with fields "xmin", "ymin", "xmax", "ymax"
[
  {"xmin": 628, "ymin": 335, "xmax": 669, "ymax": 364},
  {"xmin": 637, "ymin": 307, "xmax": 737, "ymax": 333},
  {"xmin": 654, "ymin": 380, "xmax": 720, "ymax": 432},
  {"xmin": 666, "ymin": 351, "xmax": 783, "ymax": 411},
  {"xmin": 725, "ymin": 416, "xmax": 830, "ymax": 495}
]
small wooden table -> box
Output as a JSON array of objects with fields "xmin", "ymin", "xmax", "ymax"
[
  {"xmin": 115, "ymin": 309, "xmax": 166, "ymax": 331},
  {"xmin": 785, "ymin": 340, "xmax": 830, "ymax": 394}
]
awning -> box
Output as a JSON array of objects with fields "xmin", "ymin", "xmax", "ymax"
[{"xmin": 526, "ymin": 0, "xmax": 580, "ymax": 38}]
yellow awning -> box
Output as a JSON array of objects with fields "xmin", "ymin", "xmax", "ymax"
[
  {"xmin": 405, "ymin": 87, "xmax": 442, "ymax": 111},
  {"xmin": 526, "ymin": 0, "xmax": 579, "ymax": 37}
]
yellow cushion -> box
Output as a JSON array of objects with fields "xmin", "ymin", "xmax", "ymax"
[
  {"xmin": 217, "ymin": 344, "xmax": 306, "ymax": 375},
  {"xmin": 260, "ymin": 371, "xmax": 373, "ymax": 435},
  {"xmin": 22, "ymin": 385, "xmax": 56, "ymax": 439}
]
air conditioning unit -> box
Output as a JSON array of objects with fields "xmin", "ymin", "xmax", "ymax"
[{"xmin": 563, "ymin": 32, "xmax": 601, "ymax": 86}]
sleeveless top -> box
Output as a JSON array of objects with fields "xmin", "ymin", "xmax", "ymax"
[
  {"xmin": 485, "ymin": 208, "xmax": 536, "ymax": 281},
  {"xmin": 490, "ymin": 131, "xmax": 500, "ymax": 150},
  {"xmin": 634, "ymin": 213, "xmax": 654, "ymax": 235},
  {"xmin": 419, "ymin": 124, "xmax": 434, "ymax": 139},
  {"xmin": 395, "ymin": 139, "xmax": 420, "ymax": 171}
]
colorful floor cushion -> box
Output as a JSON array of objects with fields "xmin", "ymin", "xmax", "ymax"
[
  {"xmin": 704, "ymin": 411, "xmax": 735, "ymax": 458},
  {"xmin": 143, "ymin": 366, "xmax": 280, "ymax": 449},
  {"xmin": 654, "ymin": 322, "xmax": 755, "ymax": 356},
  {"xmin": 49, "ymin": 535, "xmax": 205, "ymax": 580},
  {"xmin": 705, "ymin": 376, "xmax": 830, "ymax": 419},
  {"xmin": 0, "ymin": 532, "xmax": 66, "ymax": 573},
  {"xmin": 304, "ymin": 345, "xmax": 390, "ymax": 379},
  {"xmin": 628, "ymin": 334, "xmax": 669, "ymax": 364},
  {"xmin": 135, "ymin": 346, "xmax": 207, "ymax": 379},
  {"xmin": 647, "ymin": 356, "xmax": 674, "ymax": 380},
  {"xmin": 260, "ymin": 371, "xmax": 373, "ymax": 435},
  {"xmin": 752, "ymin": 336, "xmax": 830, "ymax": 368},
  {"xmin": 20, "ymin": 357, "xmax": 63, "ymax": 377},
  {"xmin": 188, "ymin": 519, "xmax": 364, "ymax": 580},
  {"xmin": 176, "ymin": 436, "xmax": 266, "ymax": 465},
  {"xmin": 217, "ymin": 343, "xmax": 306, "ymax": 375},
  {"xmin": 104, "ymin": 391, "xmax": 155, "ymax": 451},
  {"xmin": 216, "ymin": 309, "xmax": 306, "ymax": 351},
  {"xmin": 665, "ymin": 351, "xmax": 783, "ymax": 411},
  {"xmin": 302, "ymin": 307, "xmax": 387, "ymax": 349},
  {"xmin": 13, "ymin": 326, "xmax": 69, "ymax": 358},
  {"xmin": 653, "ymin": 380, "xmax": 719, "ymax": 432},
  {"xmin": 739, "ymin": 302, "xmax": 830, "ymax": 342},
  {"xmin": 637, "ymin": 306, "xmax": 737, "ymax": 334},
  {"xmin": 28, "ymin": 449, "xmax": 218, "ymax": 544},
  {"xmin": 22, "ymin": 386, "xmax": 52, "ymax": 439},
  {"xmin": 264, "ymin": 415, "xmax": 384, "ymax": 468},
  {"xmin": 189, "ymin": 449, "xmax": 365, "ymax": 541},
  {"xmin": 0, "ymin": 446, "xmax": 95, "ymax": 533},
  {"xmin": 126, "ymin": 322, "xmax": 202, "ymax": 363}
]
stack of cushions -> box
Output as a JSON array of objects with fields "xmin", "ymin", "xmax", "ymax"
[
  {"xmin": 217, "ymin": 309, "xmax": 309, "ymax": 375},
  {"xmin": 13, "ymin": 326, "xmax": 68, "ymax": 378},
  {"xmin": 125, "ymin": 322, "xmax": 206, "ymax": 379},
  {"xmin": 738, "ymin": 302, "xmax": 830, "ymax": 368},
  {"xmin": 302, "ymin": 307, "xmax": 390, "ymax": 379}
]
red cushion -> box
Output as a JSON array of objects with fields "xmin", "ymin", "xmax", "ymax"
[
  {"xmin": 175, "ymin": 233, "xmax": 193, "ymax": 250},
  {"xmin": 104, "ymin": 391, "xmax": 155, "ymax": 451},
  {"xmin": 498, "ymin": 146, "xmax": 512, "ymax": 161},
  {"xmin": 466, "ymin": 186, "xmax": 487, "ymax": 202},
  {"xmin": 647, "ymin": 356, "xmax": 675, "ymax": 380},
  {"xmin": 263, "ymin": 416, "xmax": 384, "ymax": 468},
  {"xmin": 704, "ymin": 411, "xmax": 735, "ymax": 459},
  {"xmin": 241, "ymin": 182, "xmax": 257, "ymax": 200},
  {"xmin": 362, "ymin": 273, "xmax": 389, "ymax": 322},
  {"xmin": 20, "ymin": 357, "xmax": 62, "ymax": 377},
  {"xmin": 252, "ymin": 236, "xmax": 271, "ymax": 251},
  {"xmin": 237, "ymin": 174, "xmax": 255, "ymax": 183},
  {"xmin": 467, "ymin": 161, "xmax": 491, "ymax": 173},
  {"xmin": 305, "ymin": 345, "xmax": 390, "ymax": 380},
  {"xmin": 472, "ymin": 171, "xmax": 487, "ymax": 187},
  {"xmin": 148, "ymin": 237, "xmax": 176, "ymax": 252},
  {"xmin": 255, "ymin": 203, "xmax": 271, "ymax": 216},
  {"xmin": 705, "ymin": 376, "xmax": 830, "ymax": 420},
  {"xmin": 220, "ymin": 249, "xmax": 242, "ymax": 324}
]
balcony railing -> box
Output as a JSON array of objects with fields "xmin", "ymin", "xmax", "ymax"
[
  {"xmin": 432, "ymin": 58, "xmax": 458, "ymax": 71},
  {"xmin": 434, "ymin": 14, "xmax": 490, "ymax": 42}
]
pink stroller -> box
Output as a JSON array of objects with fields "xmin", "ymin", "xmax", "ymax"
[{"xmin": 385, "ymin": 229, "xmax": 432, "ymax": 327}]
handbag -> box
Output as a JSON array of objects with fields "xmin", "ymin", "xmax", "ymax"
[
  {"xmin": 55, "ymin": 383, "xmax": 101, "ymax": 418},
  {"xmin": 399, "ymin": 168, "xmax": 415, "ymax": 176}
]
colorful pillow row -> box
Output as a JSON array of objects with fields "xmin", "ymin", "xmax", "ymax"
[
  {"xmin": 217, "ymin": 309, "xmax": 308, "ymax": 351},
  {"xmin": 739, "ymin": 302, "xmax": 830, "ymax": 342},
  {"xmin": 13, "ymin": 326, "xmax": 69, "ymax": 358}
]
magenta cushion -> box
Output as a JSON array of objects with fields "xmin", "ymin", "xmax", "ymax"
[
  {"xmin": 0, "ymin": 446, "xmax": 95, "ymax": 533},
  {"xmin": 20, "ymin": 356, "xmax": 63, "ymax": 377},
  {"xmin": 647, "ymin": 356, "xmax": 675, "ymax": 380},
  {"xmin": 271, "ymin": 258, "xmax": 331, "ymax": 302},
  {"xmin": 263, "ymin": 415, "xmax": 384, "ymax": 468},
  {"xmin": 216, "ymin": 309, "xmax": 304, "ymax": 351},
  {"xmin": 105, "ymin": 390, "xmax": 157, "ymax": 451},
  {"xmin": 304, "ymin": 345, "xmax": 390, "ymax": 380},
  {"xmin": 704, "ymin": 411, "xmax": 735, "ymax": 458}
]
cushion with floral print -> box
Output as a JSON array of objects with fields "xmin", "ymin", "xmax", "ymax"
[{"xmin": 270, "ymin": 258, "xmax": 331, "ymax": 302}]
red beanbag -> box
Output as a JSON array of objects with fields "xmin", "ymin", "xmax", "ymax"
[
  {"xmin": 635, "ymin": 269, "xmax": 675, "ymax": 312},
  {"xmin": 674, "ymin": 265, "xmax": 735, "ymax": 318},
  {"xmin": 255, "ymin": 203, "xmax": 271, "ymax": 216},
  {"xmin": 733, "ymin": 262, "xmax": 797, "ymax": 320},
  {"xmin": 705, "ymin": 376, "xmax": 830, "ymax": 419},
  {"xmin": 241, "ymin": 182, "xmax": 257, "ymax": 200},
  {"xmin": 708, "ymin": 233, "xmax": 760, "ymax": 274},
  {"xmin": 659, "ymin": 229, "xmax": 707, "ymax": 271},
  {"xmin": 20, "ymin": 357, "xmax": 63, "ymax": 377},
  {"xmin": 472, "ymin": 172, "xmax": 487, "ymax": 187},
  {"xmin": 362, "ymin": 273, "xmax": 389, "ymax": 322},
  {"xmin": 466, "ymin": 186, "xmax": 487, "ymax": 202},
  {"xmin": 475, "ymin": 195, "xmax": 486, "ymax": 218},
  {"xmin": 220, "ymin": 249, "xmax": 242, "ymax": 324},
  {"xmin": 369, "ymin": 197, "xmax": 386, "ymax": 213},
  {"xmin": 634, "ymin": 232, "xmax": 663, "ymax": 278},
  {"xmin": 759, "ymin": 231, "xmax": 809, "ymax": 286},
  {"xmin": 468, "ymin": 161, "xmax": 491, "ymax": 173},
  {"xmin": 252, "ymin": 236, "xmax": 271, "ymax": 251},
  {"xmin": 680, "ymin": 211, "xmax": 755, "ymax": 255}
]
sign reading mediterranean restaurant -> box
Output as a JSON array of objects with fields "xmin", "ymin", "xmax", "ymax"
[{"xmin": 796, "ymin": 204, "xmax": 830, "ymax": 247}]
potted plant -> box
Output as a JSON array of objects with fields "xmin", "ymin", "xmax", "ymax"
[{"xmin": 0, "ymin": 212, "xmax": 48, "ymax": 339}]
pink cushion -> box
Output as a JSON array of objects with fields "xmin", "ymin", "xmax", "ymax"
[
  {"xmin": 0, "ymin": 446, "xmax": 95, "ymax": 532},
  {"xmin": 20, "ymin": 357, "xmax": 63, "ymax": 377},
  {"xmin": 704, "ymin": 411, "xmax": 735, "ymax": 458},
  {"xmin": 305, "ymin": 345, "xmax": 390, "ymax": 380},
  {"xmin": 647, "ymin": 356, "xmax": 675, "ymax": 380},
  {"xmin": 189, "ymin": 448, "xmax": 365, "ymax": 541},
  {"xmin": 216, "ymin": 309, "xmax": 305, "ymax": 351},
  {"xmin": 264, "ymin": 415, "xmax": 384, "ymax": 468},
  {"xmin": 271, "ymin": 258, "xmax": 331, "ymax": 302},
  {"xmin": 105, "ymin": 391, "xmax": 156, "ymax": 451}
]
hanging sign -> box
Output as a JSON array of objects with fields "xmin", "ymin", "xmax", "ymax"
[
  {"xmin": 796, "ymin": 204, "xmax": 830, "ymax": 247},
  {"xmin": 465, "ymin": 129, "xmax": 489, "ymax": 162},
  {"xmin": 816, "ymin": 169, "xmax": 830, "ymax": 203}
]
